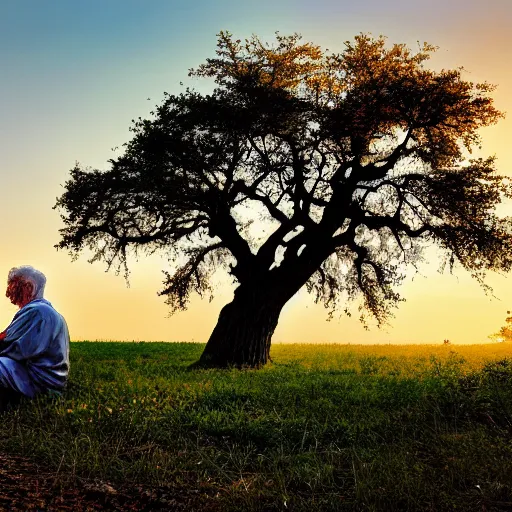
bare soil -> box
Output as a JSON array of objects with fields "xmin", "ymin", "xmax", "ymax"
[{"xmin": 0, "ymin": 453, "xmax": 221, "ymax": 511}]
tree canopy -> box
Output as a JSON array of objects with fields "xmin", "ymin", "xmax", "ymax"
[{"xmin": 55, "ymin": 32, "xmax": 512, "ymax": 366}]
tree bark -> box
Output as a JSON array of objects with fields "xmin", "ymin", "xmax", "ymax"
[{"xmin": 198, "ymin": 284, "xmax": 287, "ymax": 368}]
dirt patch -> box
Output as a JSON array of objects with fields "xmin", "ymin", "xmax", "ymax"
[{"xmin": 0, "ymin": 453, "xmax": 221, "ymax": 511}]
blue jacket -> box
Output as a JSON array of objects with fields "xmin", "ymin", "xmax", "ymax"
[{"xmin": 0, "ymin": 299, "xmax": 70, "ymax": 397}]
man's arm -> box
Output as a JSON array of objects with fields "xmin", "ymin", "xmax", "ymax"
[{"xmin": 0, "ymin": 308, "xmax": 48, "ymax": 361}]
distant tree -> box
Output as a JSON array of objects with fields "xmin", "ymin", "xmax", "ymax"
[
  {"xmin": 489, "ymin": 311, "xmax": 512, "ymax": 342},
  {"xmin": 54, "ymin": 32, "xmax": 512, "ymax": 367}
]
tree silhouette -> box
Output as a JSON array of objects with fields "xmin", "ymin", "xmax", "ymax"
[
  {"xmin": 489, "ymin": 311, "xmax": 512, "ymax": 342},
  {"xmin": 54, "ymin": 32, "xmax": 512, "ymax": 367}
]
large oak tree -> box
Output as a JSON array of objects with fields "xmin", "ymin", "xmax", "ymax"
[{"xmin": 55, "ymin": 32, "xmax": 512, "ymax": 367}]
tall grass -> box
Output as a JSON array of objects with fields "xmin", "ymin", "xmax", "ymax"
[{"xmin": 1, "ymin": 342, "xmax": 512, "ymax": 511}]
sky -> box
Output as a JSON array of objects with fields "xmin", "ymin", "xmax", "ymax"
[{"xmin": 1, "ymin": 0, "xmax": 511, "ymax": 344}]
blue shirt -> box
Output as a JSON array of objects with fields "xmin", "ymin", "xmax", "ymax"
[{"xmin": 0, "ymin": 299, "xmax": 70, "ymax": 396}]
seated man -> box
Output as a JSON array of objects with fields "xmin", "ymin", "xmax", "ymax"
[{"xmin": 0, "ymin": 266, "xmax": 70, "ymax": 410}]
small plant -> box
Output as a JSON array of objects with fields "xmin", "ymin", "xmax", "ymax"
[{"xmin": 489, "ymin": 310, "xmax": 512, "ymax": 342}]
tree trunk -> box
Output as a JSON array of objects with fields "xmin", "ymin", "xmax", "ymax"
[{"xmin": 198, "ymin": 284, "xmax": 286, "ymax": 368}]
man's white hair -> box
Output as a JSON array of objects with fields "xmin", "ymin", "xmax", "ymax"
[{"xmin": 8, "ymin": 265, "xmax": 46, "ymax": 299}]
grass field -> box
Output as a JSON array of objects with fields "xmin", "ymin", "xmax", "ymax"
[{"xmin": 1, "ymin": 341, "xmax": 512, "ymax": 511}]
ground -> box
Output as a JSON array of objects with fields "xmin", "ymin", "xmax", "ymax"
[
  {"xmin": 2, "ymin": 343, "xmax": 512, "ymax": 511},
  {"xmin": 0, "ymin": 452, "xmax": 220, "ymax": 511}
]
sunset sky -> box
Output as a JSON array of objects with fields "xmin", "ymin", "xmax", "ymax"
[{"xmin": 1, "ymin": 0, "xmax": 511, "ymax": 344}]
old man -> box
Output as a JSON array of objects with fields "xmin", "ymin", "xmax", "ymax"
[{"xmin": 0, "ymin": 266, "xmax": 70, "ymax": 410}]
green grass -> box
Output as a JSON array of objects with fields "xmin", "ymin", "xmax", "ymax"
[{"xmin": 2, "ymin": 342, "xmax": 512, "ymax": 511}]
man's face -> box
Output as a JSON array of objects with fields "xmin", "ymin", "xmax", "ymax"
[{"xmin": 6, "ymin": 277, "xmax": 33, "ymax": 308}]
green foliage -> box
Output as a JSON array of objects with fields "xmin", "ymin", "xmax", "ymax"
[{"xmin": 1, "ymin": 342, "xmax": 512, "ymax": 510}]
